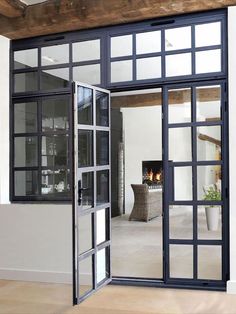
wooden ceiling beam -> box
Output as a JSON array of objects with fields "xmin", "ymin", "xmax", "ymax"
[
  {"xmin": 0, "ymin": 0, "xmax": 26, "ymax": 18},
  {"xmin": 0, "ymin": 0, "xmax": 235, "ymax": 39}
]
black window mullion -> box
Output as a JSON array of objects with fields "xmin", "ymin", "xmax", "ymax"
[{"xmin": 38, "ymin": 99, "xmax": 42, "ymax": 196}]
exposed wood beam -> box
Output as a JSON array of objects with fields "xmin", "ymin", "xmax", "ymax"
[
  {"xmin": 0, "ymin": 0, "xmax": 26, "ymax": 18},
  {"xmin": 0, "ymin": 0, "xmax": 235, "ymax": 39},
  {"xmin": 198, "ymin": 133, "xmax": 221, "ymax": 146}
]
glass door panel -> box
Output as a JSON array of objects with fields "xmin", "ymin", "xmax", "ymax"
[{"xmin": 73, "ymin": 82, "xmax": 111, "ymax": 304}]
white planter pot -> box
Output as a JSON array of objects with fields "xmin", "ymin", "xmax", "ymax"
[{"xmin": 205, "ymin": 206, "xmax": 220, "ymax": 231}]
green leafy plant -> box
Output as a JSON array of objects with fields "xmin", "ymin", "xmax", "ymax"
[{"xmin": 203, "ymin": 186, "xmax": 221, "ymax": 202}]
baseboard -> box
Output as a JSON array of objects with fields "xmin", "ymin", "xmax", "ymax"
[
  {"xmin": 227, "ymin": 280, "xmax": 236, "ymax": 294},
  {"xmin": 0, "ymin": 268, "xmax": 72, "ymax": 284}
]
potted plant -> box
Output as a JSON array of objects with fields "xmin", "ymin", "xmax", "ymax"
[{"xmin": 203, "ymin": 186, "xmax": 221, "ymax": 231}]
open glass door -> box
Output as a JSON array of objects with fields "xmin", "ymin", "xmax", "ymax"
[{"xmin": 73, "ymin": 82, "xmax": 111, "ymax": 304}]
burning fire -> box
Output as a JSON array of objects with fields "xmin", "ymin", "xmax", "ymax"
[{"xmin": 146, "ymin": 169, "xmax": 162, "ymax": 182}]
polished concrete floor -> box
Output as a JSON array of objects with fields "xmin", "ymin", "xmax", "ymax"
[
  {"xmin": 112, "ymin": 208, "xmax": 222, "ymax": 279},
  {"xmin": 0, "ymin": 280, "xmax": 236, "ymax": 314}
]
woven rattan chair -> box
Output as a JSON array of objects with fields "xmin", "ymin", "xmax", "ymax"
[{"xmin": 129, "ymin": 184, "xmax": 162, "ymax": 222}]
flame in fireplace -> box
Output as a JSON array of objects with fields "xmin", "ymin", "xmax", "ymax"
[{"xmin": 146, "ymin": 169, "xmax": 162, "ymax": 182}]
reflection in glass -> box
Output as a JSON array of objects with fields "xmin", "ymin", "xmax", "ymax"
[
  {"xmin": 169, "ymin": 128, "xmax": 192, "ymax": 161},
  {"xmin": 41, "ymin": 68, "xmax": 69, "ymax": 90},
  {"xmin": 42, "ymin": 98, "xmax": 69, "ymax": 132},
  {"xmin": 97, "ymin": 248, "xmax": 108, "ymax": 284},
  {"xmin": 136, "ymin": 57, "xmax": 161, "ymax": 80},
  {"xmin": 14, "ymin": 72, "xmax": 38, "ymax": 93},
  {"xmin": 196, "ymin": 85, "xmax": 221, "ymax": 122},
  {"xmin": 79, "ymin": 214, "xmax": 93, "ymax": 254},
  {"xmin": 166, "ymin": 53, "xmax": 192, "ymax": 77},
  {"xmin": 14, "ymin": 170, "xmax": 38, "ymax": 196},
  {"xmin": 41, "ymin": 135, "xmax": 68, "ymax": 167},
  {"xmin": 73, "ymin": 39, "xmax": 100, "ymax": 62},
  {"xmin": 96, "ymin": 208, "xmax": 106, "ymax": 245},
  {"xmin": 14, "ymin": 48, "xmax": 38, "ymax": 70},
  {"xmin": 97, "ymin": 131, "xmax": 109, "ymax": 166},
  {"xmin": 81, "ymin": 172, "xmax": 94, "ymax": 210},
  {"xmin": 165, "ymin": 26, "xmax": 191, "ymax": 51},
  {"xmin": 196, "ymin": 49, "xmax": 221, "ymax": 74},
  {"xmin": 41, "ymin": 169, "xmax": 69, "ymax": 195},
  {"xmin": 111, "ymin": 60, "xmax": 132, "ymax": 83},
  {"xmin": 197, "ymin": 165, "xmax": 221, "ymax": 200},
  {"xmin": 198, "ymin": 206, "xmax": 222, "ymax": 240},
  {"xmin": 14, "ymin": 102, "xmax": 37, "ymax": 133},
  {"xmin": 170, "ymin": 245, "xmax": 193, "ymax": 278},
  {"xmin": 195, "ymin": 22, "xmax": 221, "ymax": 48},
  {"xmin": 78, "ymin": 86, "xmax": 93, "ymax": 125},
  {"xmin": 96, "ymin": 91, "xmax": 109, "ymax": 126},
  {"xmin": 14, "ymin": 137, "xmax": 38, "ymax": 167},
  {"xmin": 169, "ymin": 206, "xmax": 193, "ymax": 239},
  {"xmin": 136, "ymin": 31, "xmax": 161, "ymax": 54},
  {"xmin": 97, "ymin": 170, "xmax": 109, "ymax": 205},
  {"xmin": 73, "ymin": 64, "xmax": 100, "ymax": 85},
  {"xmin": 111, "ymin": 35, "xmax": 132, "ymax": 57},
  {"xmin": 79, "ymin": 256, "xmax": 93, "ymax": 297},
  {"xmin": 174, "ymin": 167, "xmax": 192, "ymax": 201},
  {"xmin": 168, "ymin": 88, "xmax": 191, "ymax": 123},
  {"xmin": 198, "ymin": 245, "xmax": 222, "ymax": 280},
  {"xmin": 197, "ymin": 126, "xmax": 221, "ymax": 161},
  {"xmin": 78, "ymin": 130, "xmax": 93, "ymax": 167},
  {"xmin": 41, "ymin": 44, "xmax": 69, "ymax": 66}
]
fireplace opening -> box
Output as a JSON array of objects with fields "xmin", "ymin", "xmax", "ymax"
[{"xmin": 142, "ymin": 160, "xmax": 163, "ymax": 188}]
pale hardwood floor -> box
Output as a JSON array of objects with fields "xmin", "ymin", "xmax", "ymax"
[{"xmin": 1, "ymin": 280, "xmax": 236, "ymax": 314}]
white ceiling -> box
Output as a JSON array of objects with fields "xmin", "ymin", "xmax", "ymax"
[{"xmin": 20, "ymin": 0, "xmax": 47, "ymax": 5}]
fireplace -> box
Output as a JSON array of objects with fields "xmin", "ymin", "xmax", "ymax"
[{"xmin": 142, "ymin": 160, "xmax": 163, "ymax": 188}]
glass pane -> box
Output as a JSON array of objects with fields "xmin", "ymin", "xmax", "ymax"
[
  {"xmin": 78, "ymin": 86, "xmax": 93, "ymax": 125},
  {"xmin": 169, "ymin": 206, "xmax": 193, "ymax": 239},
  {"xmin": 196, "ymin": 85, "xmax": 221, "ymax": 122},
  {"xmin": 81, "ymin": 172, "xmax": 94, "ymax": 210},
  {"xmin": 169, "ymin": 128, "xmax": 192, "ymax": 161},
  {"xmin": 111, "ymin": 35, "xmax": 132, "ymax": 57},
  {"xmin": 41, "ymin": 135, "xmax": 68, "ymax": 167},
  {"xmin": 111, "ymin": 60, "xmax": 132, "ymax": 83},
  {"xmin": 79, "ymin": 256, "xmax": 93, "ymax": 297},
  {"xmin": 78, "ymin": 130, "xmax": 93, "ymax": 167},
  {"xmin": 168, "ymin": 88, "xmax": 191, "ymax": 123},
  {"xmin": 73, "ymin": 39, "xmax": 100, "ymax": 62},
  {"xmin": 136, "ymin": 31, "xmax": 161, "ymax": 54},
  {"xmin": 42, "ymin": 98, "xmax": 69, "ymax": 132},
  {"xmin": 79, "ymin": 214, "xmax": 93, "ymax": 254},
  {"xmin": 166, "ymin": 53, "xmax": 192, "ymax": 77},
  {"xmin": 196, "ymin": 49, "xmax": 221, "ymax": 74},
  {"xmin": 97, "ymin": 248, "xmax": 109, "ymax": 284},
  {"xmin": 14, "ymin": 137, "xmax": 38, "ymax": 167},
  {"xmin": 96, "ymin": 91, "xmax": 109, "ymax": 127},
  {"xmin": 197, "ymin": 126, "xmax": 221, "ymax": 161},
  {"xmin": 198, "ymin": 206, "xmax": 222, "ymax": 240},
  {"xmin": 174, "ymin": 167, "xmax": 193, "ymax": 201},
  {"xmin": 14, "ymin": 72, "xmax": 38, "ymax": 93},
  {"xmin": 96, "ymin": 208, "xmax": 107, "ymax": 245},
  {"xmin": 41, "ymin": 68, "xmax": 69, "ymax": 90},
  {"xmin": 14, "ymin": 48, "xmax": 38, "ymax": 70},
  {"xmin": 73, "ymin": 64, "xmax": 100, "ymax": 85},
  {"xmin": 14, "ymin": 170, "xmax": 38, "ymax": 196},
  {"xmin": 136, "ymin": 57, "xmax": 161, "ymax": 80},
  {"xmin": 195, "ymin": 22, "xmax": 221, "ymax": 48},
  {"xmin": 198, "ymin": 245, "xmax": 222, "ymax": 280},
  {"xmin": 41, "ymin": 44, "xmax": 69, "ymax": 66},
  {"xmin": 41, "ymin": 169, "xmax": 70, "ymax": 195},
  {"xmin": 97, "ymin": 131, "xmax": 109, "ymax": 166},
  {"xmin": 14, "ymin": 102, "xmax": 37, "ymax": 133},
  {"xmin": 197, "ymin": 165, "xmax": 221, "ymax": 201},
  {"xmin": 165, "ymin": 26, "xmax": 191, "ymax": 51},
  {"xmin": 170, "ymin": 245, "xmax": 193, "ymax": 278},
  {"xmin": 97, "ymin": 170, "xmax": 109, "ymax": 205}
]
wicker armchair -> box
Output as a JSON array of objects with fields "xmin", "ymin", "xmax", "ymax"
[{"xmin": 129, "ymin": 184, "xmax": 162, "ymax": 222}]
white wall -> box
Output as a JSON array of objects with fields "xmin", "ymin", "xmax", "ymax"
[{"xmin": 227, "ymin": 6, "xmax": 236, "ymax": 294}]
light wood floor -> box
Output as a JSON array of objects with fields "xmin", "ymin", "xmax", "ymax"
[{"xmin": 0, "ymin": 280, "xmax": 236, "ymax": 314}]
